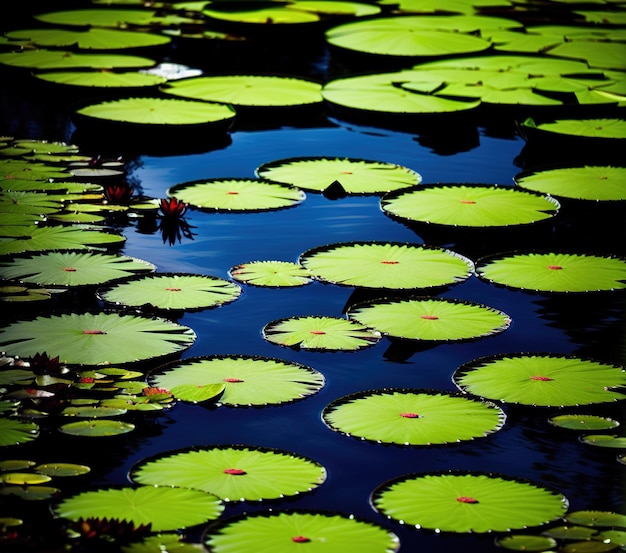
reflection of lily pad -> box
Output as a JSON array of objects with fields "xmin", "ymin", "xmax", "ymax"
[
  {"xmin": 372, "ymin": 471, "xmax": 568, "ymax": 532},
  {"xmin": 167, "ymin": 178, "xmax": 305, "ymax": 211},
  {"xmin": 323, "ymin": 388, "xmax": 505, "ymax": 446},
  {"xmin": 54, "ymin": 486, "xmax": 224, "ymax": 532},
  {"xmin": 131, "ymin": 445, "xmax": 327, "ymax": 501},
  {"xmin": 0, "ymin": 312, "xmax": 196, "ymax": 366},
  {"xmin": 299, "ymin": 241, "xmax": 474, "ymax": 290},
  {"xmin": 149, "ymin": 355, "xmax": 324, "ymax": 406},
  {"xmin": 453, "ymin": 353, "xmax": 626, "ymax": 407},
  {"xmin": 58, "ymin": 420, "xmax": 136, "ymax": 437},
  {"xmin": 229, "ymin": 260, "xmax": 313, "ymax": 287},
  {"xmin": 256, "ymin": 156, "xmax": 422, "ymax": 194},
  {"xmin": 0, "ymin": 418, "xmax": 40, "ymax": 446},
  {"xmin": 475, "ymin": 251, "xmax": 626, "ymax": 293},
  {"xmin": 97, "ymin": 273, "xmax": 242, "ymax": 311},
  {"xmin": 348, "ymin": 297, "xmax": 511, "ymax": 342},
  {"xmin": 263, "ymin": 315, "xmax": 381, "ymax": 351},
  {"xmin": 548, "ymin": 414, "xmax": 620, "ymax": 431},
  {"xmin": 204, "ymin": 511, "xmax": 400, "ymax": 553}
]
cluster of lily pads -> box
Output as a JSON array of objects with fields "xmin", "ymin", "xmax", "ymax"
[{"xmin": 1, "ymin": 0, "xmax": 625, "ymax": 552}]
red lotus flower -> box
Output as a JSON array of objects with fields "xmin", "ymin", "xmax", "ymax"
[
  {"xmin": 159, "ymin": 197, "xmax": 187, "ymax": 217},
  {"xmin": 104, "ymin": 182, "xmax": 133, "ymax": 204},
  {"xmin": 142, "ymin": 387, "xmax": 171, "ymax": 396},
  {"xmin": 29, "ymin": 352, "xmax": 62, "ymax": 375}
]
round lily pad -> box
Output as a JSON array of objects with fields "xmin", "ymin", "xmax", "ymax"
[
  {"xmin": 97, "ymin": 273, "xmax": 242, "ymax": 311},
  {"xmin": 299, "ymin": 241, "xmax": 474, "ymax": 290},
  {"xmin": 53, "ymin": 485, "xmax": 224, "ymax": 532},
  {"xmin": 33, "ymin": 70, "xmax": 167, "ymax": 92},
  {"xmin": 167, "ymin": 178, "xmax": 306, "ymax": 211},
  {"xmin": 565, "ymin": 510, "xmax": 626, "ymax": 528},
  {"xmin": 58, "ymin": 420, "xmax": 136, "ymax": 437},
  {"xmin": 453, "ymin": 353, "xmax": 626, "ymax": 407},
  {"xmin": 130, "ymin": 445, "xmax": 327, "ymax": 501},
  {"xmin": 0, "ymin": 485, "xmax": 60, "ymax": 500},
  {"xmin": 381, "ymin": 183, "xmax": 560, "ymax": 228},
  {"xmin": 519, "ymin": 118, "xmax": 626, "ymax": 147},
  {"xmin": 34, "ymin": 463, "xmax": 91, "ymax": 477},
  {"xmin": 33, "ymin": 8, "xmax": 202, "ymax": 28},
  {"xmin": 347, "ymin": 297, "xmax": 511, "ymax": 342},
  {"xmin": 371, "ymin": 471, "xmax": 569, "ymax": 532},
  {"xmin": 548, "ymin": 414, "xmax": 620, "ymax": 431},
  {"xmin": 228, "ymin": 260, "xmax": 313, "ymax": 287},
  {"xmin": 0, "ymin": 311, "xmax": 196, "ymax": 366},
  {"xmin": 0, "ymin": 472, "xmax": 51, "ymax": 485},
  {"xmin": 495, "ymin": 534, "xmax": 558, "ymax": 551},
  {"xmin": 0, "ymin": 50, "xmax": 157, "ymax": 72},
  {"xmin": 0, "ymin": 418, "xmax": 39, "ymax": 446},
  {"xmin": 322, "ymin": 388, "xmax": 506, "ymax": 446},
  {"xmin": 580, "ymin": 435, "xmax": 626, "ymax": 448},
  {"xmin": 203, "ymin": 511, "xmax": 400, "ymax": 553},
  {"xmin": 262, "ymin": 315, "xmax": 381, "ymax": 351},
  {"xmin": 149, "ymin": 354, "xmax": 324, "ymax": 406},
  {"xmin": 475, "ymin": 251, "xmax": 626, "ymax": 293},
  {"xmin": 256, "ymin": 156, "xmax": 422, "ymax": 195}
]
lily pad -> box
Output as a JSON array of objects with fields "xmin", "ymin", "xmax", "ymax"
[
  {"xmin": 167, "ymin": 178, "xmax": 305, "ymax": 211},
  {"xmin": 519, "ymin": 118, "xmax": 626, "ymax": 145},
  {"xmin": 228, "ymin": 260, "xmax": 313, "ymax": 287},
  {"xmin": 33, "ymin": 8, "xmax": 203, "ymax": 28},
  {"xmin": 97, "ymin": 273, "xmax": 242, "ymax": 311},
  {"xmin": 495, "ymin": 534, "xmax": 558, "ymax": 551},
  {"xmin": 475, "ymin": 251, "xmax": 626, "ymax": 293},
  {"xmin": 565, "ymin": 511, "xmax": 626, "ymax": 528},
  {"xmin": 347, "ymin": 297, "xmax": 511, "ymax": 341},
  {"xmin": 0, "ymin": 312, "xmax": 196, "ymax": 366},
  {"xmin": 371, "ymin": 471, "xmax": 569, "ymax": 532},
  {"xmin": 0, "ymin": 418, "xmax": 40, "ymax": 446},
  {"xmin": 453, "ymin": 353, "xmax": 626, "ymax": 407},
  {"xmin": 149, "ymin": 355, "xmax": 324, "ymax": 406},
  {"xmin": 548, "ymin": 414, "xmax": 620, "ymax": 431},
  {"xmin": 53, "ymin": 485, "xmax": 224, "ymax": 532},
  {"xmin": 0, "ymin": 250, "xmax": 155, "ymax": 287},
  {"xmin": 204, "ymin": 511, "xmax": 400, "ymax": 552},
  {"xmin": 0, "ymin": 472, "xmax": 51, "ymax": 485},
  {"xmin": 0, "ymin": 485, "xmax": 60, "ymax": 500},
  {"xmin": 0, "ymin": 283, "xmax": 52, "ymax": 303},
  {"xmin": 33, "ymin": 70, "xmax": 167, "ymax": 92},
  {"xmin": 34, "ymin": 463, "xmax": 91, "ymax": 477},
  {"xmin": 322, "ymin": 388, "xmax": 505, "ymax": 446},
  {"xmin": 256, "ymin": 156, "xmax": 422, "ymax": 195},
  {"xmin": 580, "ymin": 435, "xmax": 626, "ymax": 448},
  {"xmin": 0, "ymin": 50, "xmax": 157, "ymax": 71},
  {"xmin": 130, "ymin": 445, "xmax": 327, "ymax": 501},
  {"xmin": 382, "ymin": 183, "xmax": 559, "ymax": 228},
  {"xmin": 299, "ymin": 241, "xmax": 474, "ymax": 290},
  {"xmin": 58, "ymin": 419, "xmax": 136, "ymax": 436},
  {"xmin": 262, "ymin": 315, "xmax": 381, "ymax": 351}
]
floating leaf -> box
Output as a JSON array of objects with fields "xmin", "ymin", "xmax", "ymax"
[
  {"xmin": 0, "ymin": 460, "xmax": 35, "ymax": 471},
  {"xmin": 548, "ymin": 414, "xmax": 620, "ymax": 431},
  {"xmin": 475, "ymin": 251, "xmax": 626, "ymax": 293},
  {"xmin": 453, "ymin": 353, "xmax": 626, "ymax": 407},
  {"xmin": 34, "ymin": 70, "xmax": 167, "ymax": 92},
  {"xmin": 299, "ymin": 241, "xmax": 473, "ymax": 290},
  {"xmin": 34, "ymin": 8, "xmax": 202, "ymax": 28},
  {"xmin": 122, "ymin": 533, "xmax": 205, "ymax": 552},
  {"xmin": 542, "ymin": 525, "xmax": 599, "ymax": 540},
  {"xmin": 58, "ymin": 420, "xmax": 136, "ymax": 437},
  {"xmin": 228, "ymin": 260, "xmax": 313, "ymax": 287},
  {"xmin": 256, "ymin": 156, "xmax": 422, "ymax": 195},
  {"xmin": 0, "ymin": 418, "xmax": 39, "ymax": 446},
  {"xmin": 149, "ymin": 355, "xmax": 324, "ymax": 406},
  {"xmin": 204, "ymin": 511, "xmax": 400, "ymax": 553},
  {"xmin": 98, "ymin": 273, "xmax": 242, "ymax": 311},
  {"xmin": 0, "ymin": 472, "xmax": 51, "ymax": 485},
  {"xmin": 167, "ymin": 178, "xmax": 305, "ymax": 212},
  {"xmin": 520, "ymin": 118, "xmax": 626, "ymax": 143},
  {"xmin": 54, "ymin": 486, "xmax": 224, "ymax": 532},
  {"xmin": 168, "ymin": 383, "xmax": 225, "ymax": 404},
  {"xmin": 495, "ymin": 534, "xmax": 558, "ymax": 551},
  {"xmin": 0, "ymin": 312, "xmax": 196, "ymax": 366},
  {"xmin": 372, "ymin": 471, "xmax": 569, "ymax": 532},
  {"xmin": 0, "ymin": 50, "xmax": 157, "ymax": 71},
  {"xmin": 131, "ymin": 445, "xmax": 327, "ymax": 501},
  {"xmin": 0, "ymin": 283, "xmax": 52, "ymax": 303},
  {"xmin": 262, "ymin": 315, "xmax": 381, "ymax": 351},
  {"xmin": 580, "ymin": 435, "xmax": 626, "ymax": 448},
  {"xmin": 348, "ymin": 297, "xmax": 511, "ymax": 341},
  {"xmin": 35, "ymin": 463, "xmax": 91, "ymax": 477},
  {"xmin": 0, "ymin": 485, "xmax": 60, "ymax": 500},
  {"xmin": 565, "ymin": 511, "xmax": 626, "ymax": 528}
]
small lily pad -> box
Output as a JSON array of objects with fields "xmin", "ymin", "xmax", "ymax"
[
  {"xmin": 59, "ymin": 420, "xmax": 136, "ymax": 437},
  {"xmin": 542, "ymin": 525, "xmax": 599, "ymax": 540},
  {"xmin": 0, "ymin": 485, "xmax": 60, "ymax": 500},
  {"xmin": 229, "ymin": 260, "xmax": 313, "ymax": 287},
  {"xmin": 580, "ymin": 435, "xmax": 626, "ymax": 448},
  {"xmin": 548, "ymin": 414, "xmax": 620, "ymax": 431},
  {"xmin": 495, "ymin": 534, "xmax": 558, "ymax": 551},
  {"xmin": 34, "ymin": 463, "xmax": 91, "ymax": 477},
  {"xmin": 565, "ymin": 511, "xmax": 626, "ymax": 528},
  {"xmin": 0, "ymin": 472, "xmax": 52, "ymax": 485}
]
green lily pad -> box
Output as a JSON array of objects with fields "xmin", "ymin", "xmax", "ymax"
[
  {"xmin": 33, "ymin": 8, "xmax": 203, "ymax": 28},
  {"xmin": 0, "ymin": 283, "xmax": 52, "ymax": 303},
  {"xmin": 514, "ymin": 165, "xmax": 626, "ymax": 202},
  {"xmin": 167, "ymin": 178, "xmax": 305, "ymax": 211},
  {"xmin": 54, "ymin": 485, "xmax": 224, "ymax": 532},
  {"xmin": 372, "ymin": 471, "xmax": 569, "ymax": 532},
  {"xmin": 0, "ymin": 460, "xmax": 35, "ymax": 471},
  {"xmin": 542, "ymin": 525, "xmax": 601, "ymax": 540},
  {"xmin": 203, "ymin": 5, "xmax": 321, "ymax": 27},
  {"xmin": 0, "ymin": 160, "xmax": 71, "ymax": 180},
  {"xmin": 149, "ymin": 355, "xmax": 324, "ymax": 406},
  {"xmin": 381, "ymin": 183, "xmax": 559, "ymax": 227},
  {"xmin": 228, "ymin": 260, "xmax": 313, "ymax": 287},
  {"xmin": 548, "ymin": 414, "xmax": 620, "ymax": 431},
  {"xmin": 121, "ymin": 533, "xmax": 206, "ymax": 553},
  {"xmin": 0, "ymin": 472, "xmax": 52, "ymax": 485},
  {"xmin": 97, "ymin": 273, "xmax": 242, "ymax": 311},
  {"xmin": 0, "ymin": 485, "xmax": 60, "ymax": 500},
  {"xmin": 475, "ymin": 251, "xmax": 626, "ymax": 293},
  {"xmin": 204, "ymin": 511, "xmax": 400, "ymax": 553},
  {"xmin": 0, "ymin": 418, "xmax": 39, "ymax": 446},
  {"xmin": 35, "ymin": 463, "xmax": 91, "ymax": 477},
  {"xmin": 256, "ymin": 156, "xmax": 422, "ymax": 195},
  {"xmin": 168, "ymin": 383, "xmax": 225, "ymax": 404},
  {"xmin": 299, "ymin": 241, "xmax": 474, "ymax": 290},
  {"xmin": 565, "ymin": 511, "xmax": 626, "ymax": 528},
  {"xmin": 547, "ymin": 41, "xmax": 626, "ymax": 71},
  {"xmin": 453, "ymin": 353, "xmax": 626, "ymax": 407},
  {"xmin": 60, "ymin": 406, "xmax": 128, "ymax": 418},
  {"xmin": 0, "ymin": 50, "xmax": 157, "ymax": 71},
  {"xmin": 323, "ymin": 388, "xmax": 505, "ymax": 446},
  {"xmin": 495, "ymin": 533, "xmax": 558, "ymax": 551},
  {"xmin": 520, "ymin": 118, "xmax": 626, "ymax": 143},
  {"xmin": 580, "ymin": 435, "xmax": 626, "ymax": 448},
  {"xmin": 0, "ymin": 311, "xmax": 196, "ymax": 366},
  {"xmin": 131, "ymin": 445, "xmax": 327, "ymax": 501},
  {"xmin": 0, "ymin": 191, "xmax": 66, "ymax": 215},
  {"xmin": 58, "ymin": 419, "xmax": 136, "ymax": 436},
  {"xmin": 34, "ymin": 70, "xmax": 167, "ymax": 91},
  {"xmin": 347, "ymin": 297, "xmax": 511, "ymax": 341}
]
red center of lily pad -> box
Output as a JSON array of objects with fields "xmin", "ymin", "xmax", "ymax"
[
  {"xmin": 82, "ymin": 330, "xmax": 106, "ymax": 335},
  {"xmin": 380, "ymin": 260, "xmax": 399, "ymax": 264},
  {"xmin": 420, "ymin": 315, "xmax": 439, "ymax": 320},
  {"xmin": 223, "ymin": 468, "xmax": 246, "ymax": 475},
  {"xmin": 547, "ymin": 265, "xmax": 563, "ymax": 270},
  {"xmin": 310, "ymin": 330, "xmax": 326, "ymax": 335},
  {"xmin": 292, "ymin": 536, "xmax": 311, "ymax": 543},
  {"xmin": 530, "ymin": 375, "xmax": 554, "ymax": 381},
  {"xmin": 223, "ymin": 378, "xmax": 244, "ymax": 383},
  {"xmin": 64, "ymin": 267, "xmax": 77, "ymax": 272},
  {"xmin": 165, "ymin": 287, "xmax": 182, "ymax": 291},
  {"xmin": 460, "ymin": 199, "xmax": 476, "ymax": 204},
  {"xmin": 227, "ymin": 191, "xmax": 239, "ymax": 195},
  {"xmin": 457, "ymin": 496, "xmax": 479, "ymax": 504},
  {"xmin": 400, "ymin": 412, "xmax": 420, "ymax": 418}
]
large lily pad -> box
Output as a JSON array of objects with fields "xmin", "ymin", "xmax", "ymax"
[
  {"xmin": 0, "ymin": 250, "xmax": 155, "ymax": 287},
  {"xmin": 475, "ymin": 251, "xmax": 626, "ymax": 293},
  {"xmin": 348, "ymin": 297, "xmax": 511, "ymax": 341},
  {"xmin": 130, "ymin": 445, "xmax": 327, "ymax": 501},
  {"xmin": 453, "ymin": 353, "xmax": 626, "ymax": 407},
  {"xmin": 167, "ymin": 178, "xmax": 305, "ymax": 211},
  {"xmin": 0, "ymin": 312, "xmax": 196, "ymax": 366},
  {"xmin": 53, "ymin": 486, "xmax": 224, "ymax": 532},
  {"xmin": 97, "ymin": 273, "xmax": 242, "ymax": 311},
  {"xmin": 371, "ymin": 471, "xmax": 568, "ymax": 532},
  {"xmin": 322, "ymin": 388, "xmax": 506, "ymax": 446},
  {"xmin": 204, "ymin": 511, "xmax": 400, "ymax": 553},
  {"xmin": 256, "ymin": 156, "xmax": 422, "ymax": 195},
  {"xmin": 149, "ymin": 355, "xmax": 324, "ymax": 406},
  {"xmin": 299, "ymin": 241, "xmax": 474, "ymax": 290}
]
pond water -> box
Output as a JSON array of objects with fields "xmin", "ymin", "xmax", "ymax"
[{"xmin": 1, "ymin": 6, "xmax": 625, "ymax": 553}]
